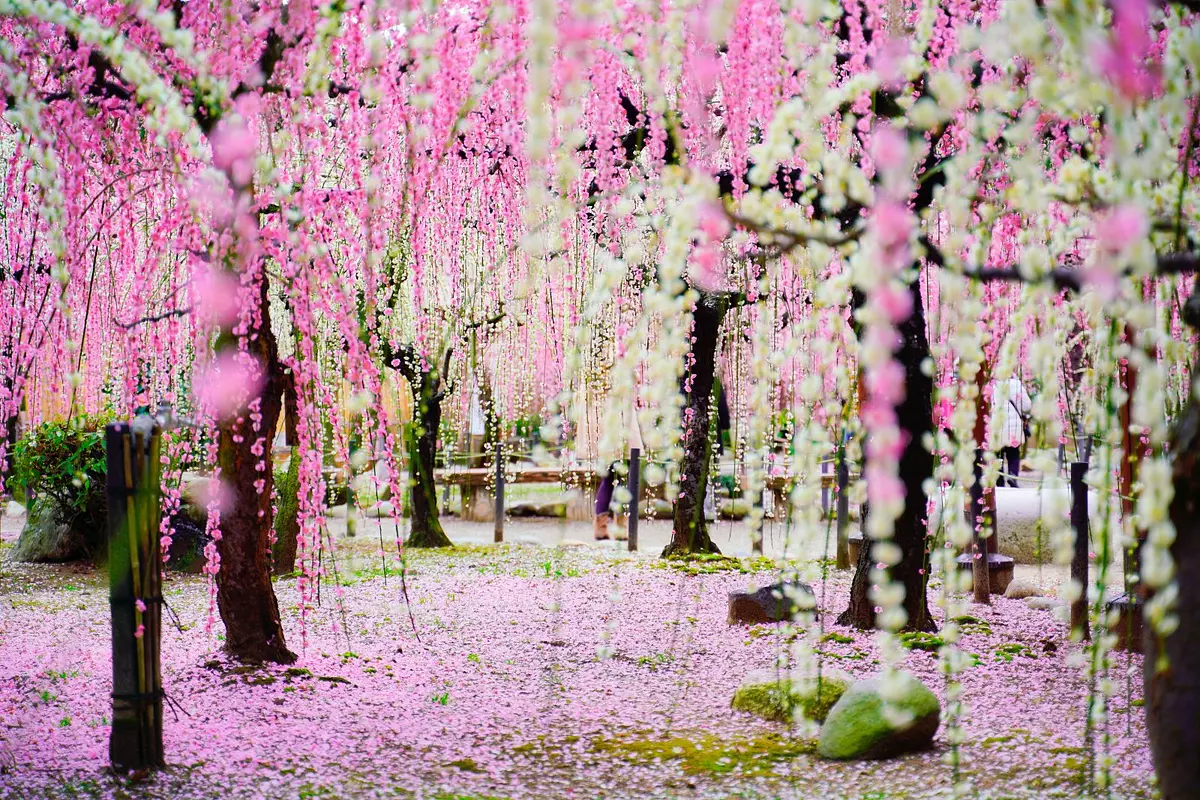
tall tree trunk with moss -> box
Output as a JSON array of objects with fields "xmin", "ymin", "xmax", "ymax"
[
  {"xmin": 384, "ymin": 342, "xmax": 453, "ymax": 548},
  {"xmin": 405, "ymin": 380, "xmax": 451, "ymax": 547},
  {"xmin": 214, "ymin": 276, "xmax": 296, "ymax": 664},
  {"xmin": 839, "ymin": 279, "xmax": 936, "ymax": 633},
  {"xmin": 665, "ymin": 294, "xmax": 724, "ymax": 558}
]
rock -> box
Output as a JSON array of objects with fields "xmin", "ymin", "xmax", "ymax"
[
  {"xmin": 1004, "ymin": 578, "xmax": 1041, "ymax": 599},
  {"xmin": 955, "ymin": 552, "xmax": 1015, "ymax": 594},
  {"xmin": 728, "ymin": 580, "xmax": 816, "ymax": 625},
  {"xmin": 1025, "ymin": 596, "xmax": 1064, "ymax": 611},
  {"xmin": 818, "ymin": 672, "xmax": 941, "ymax": 760},
  {"xmin": 11, "ymin": 499, "xmax": 88, "ymax": 562},
  {"xmin": 508, "ymin": 501, "xmax": 567, "ymax": 518},
  {"xmin": 732, "ymin": 671, "xmax": 850, "ymax": 723},
  {"xmin": 718, "ymin": 498, "xmax": 752, "ymax": 520},
  {"xmin": 6, "ymin": 501, "xmax": 25, "ymax": 517},
  {"xmin": 164, "ymin": 512, "xmax": 209, "ymax": 573}
]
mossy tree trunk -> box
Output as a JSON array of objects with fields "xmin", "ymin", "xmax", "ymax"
[
  {"xmin": 384, "ymin": 342, "xmax": 453, "ymax": 548},
  {"xmin": 214, "ymin": 276, "xmax": 296, "ymax": 664},
  {"xmin": 272, "ymin": 375, "xmax": 301, "ymax": 575},
  {"xmin": 665, "ymin": 294, "xmax": 725, "ymax": 558}
]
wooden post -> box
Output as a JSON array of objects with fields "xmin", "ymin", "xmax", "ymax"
[
  {"xmin": 493, "ymin": 443, "xmax": 504, "ymax": 543},
  {"xmin": 835, "ymin": 438, "xmax": 850, "ymax": 569},
  {"xmin": 107, "ymin": 419, "xmax": 164, "ymax": 772},
  {"xmin": 627, "ymin": 448, "xmax": 640, "ymax": 552},
  {"xmin": 820, "ymin": 459, "xmax": 830, "ymax": 518},
  {"xmin": 1070, "ymin": 461, "xmax": 1091, "ymax": 641}
]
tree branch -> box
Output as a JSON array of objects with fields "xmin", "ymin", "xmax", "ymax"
[{"xmin": 964, "ymin": 252, "xmax": 1197, "ymax": 292}]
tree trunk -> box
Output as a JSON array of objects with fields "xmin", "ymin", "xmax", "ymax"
[
  {"xmin": 839, "ymin": 278, "xmax": 936, "ymax": 632},
  {"xmin": 1144, "ymin": 309, "xmax": 1199, "ymax": 799},
  {"xmin": 271, "ymin": 377, "xmax": 300, "ymax": 575},
  {"xmin": 272, "ymin": 446, "xmax": 300, "ymax": 575},
  {"xmin": 664, "ymin": 294, "xmax": 724, "ymax": 558},
  {"xmin": 214, "ymin": 277, "xmax": 296, "ymax": 664},
  {"xmin": 406, "ymin": 382, "xmax": 452, "ymax": 548}
]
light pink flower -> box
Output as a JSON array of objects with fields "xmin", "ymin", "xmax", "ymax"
[
  {"xmin": 870, "ymin": 128, "xmax": 908, "ymax": 172},
  {"xmin": 195, "ymin": 351, "xmax": 264, "ymax": 419},
  {"xmin": 871, "ymin": 201, "xmax": 913, "ymax": 251},
  {"xmin": 1097, "ymin": 203, "xmax": 1148, "ymax": 252},
  {"xmin": 1092, "ymin": 0, "xmax": 1161, "ymax": 100},
  {"xmin": 688, "ymin": 244, "xmax": 725, "ymax": 292},
  {"xmin": 211, "ymin": 117, "xmax": 256, "ymax": 187},
  {"xmin": 697, "ymin": 202, "xmax": 730, "ymax": 241},
  {"xmin": 193, "ymin": 267, "xmax": 242, "ymax": 327}
]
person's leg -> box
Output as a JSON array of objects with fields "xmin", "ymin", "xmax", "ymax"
[
  {"xmin": 1004, "ymin": 447, "xmax": 1020, "ymax": 487},
  {"xmin": 594, "ymin": 469, "xmax": 614, "ymax": 539}
]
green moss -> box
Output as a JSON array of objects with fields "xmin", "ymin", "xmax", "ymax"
[
  {"xmin": 731, "ymin": 676, "xmax": 849, "ymax": 723},
  {"xmin": 818, "ymin": 673, "xmax": 941, "ymax": 760},
  {"xmin": 649, "ymin": 552, "xmax": 776, "ymax": 575},
  {"xmin": 951, "ymin": 615, "xmax": 993, "ymax": 635},
  {"xmin": 820, "ymin": 632, "xmax": 856, "ymax": 645},
  {"xmin": 897, "ymin": 631, "xmax": 945, "ymax": 652},
  {"xmin": 594, "ymin": 731, "xmax": 817, "ymax": 776},
  {"xmin": 447, "ymin": 758, "xmax": 484, "ymax": 772},
  {"xmin": 993, "ymin": 642, "xmax": 1037, "ymax": 662}
]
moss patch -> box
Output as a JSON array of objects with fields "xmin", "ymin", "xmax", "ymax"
[
  {"xmin": 594, "ymin": 731, "xmax": 816, "ymax": 776},
  {"xmin": 731, "ymin": 676, "xmax": 849, "ymax": 723},
  {"xmin": 649, "ymin": 553, "xmax": 776, "ymax": 576},
  {"xmin": 897, "ymin": 631, "xmax": 944, "ymax": 652}
]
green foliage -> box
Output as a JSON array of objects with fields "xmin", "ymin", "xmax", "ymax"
[
  {"xmin": 993, "ymin": 642, "xmax": 1037, "ymax": 662},
  {"xmin": 12, "ymin": 415, "xmax": 110, "ymax": 529},
  {"xmin": 731, "ymin": 676, "xmax": 849, "ymax": 724},
  {"xmin": 594, "ymin": 731, "xmax": 817, "ymax": 776},
  {"xmin": 897, "ymin": 631, "xmax": 945, "ymax": 652}
]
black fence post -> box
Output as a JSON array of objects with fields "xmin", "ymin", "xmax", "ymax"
[
  {"xmin": 836, "ymin": 442, "xmax": 850, "ymax": 569},
  {"xmin": 107, "ymin": 419, "xmax": 164, "ymax": 772},
  {"xmin": 627, "ymin": 449, "xmax": 640, "ymax": 552},
  {"xmin": 1070, "ymin": 461, "xmax": 1091, "ymax": 640},
  {"xmin": 493, "ymin": 443, "xmax": 504, "ymax": 543}
]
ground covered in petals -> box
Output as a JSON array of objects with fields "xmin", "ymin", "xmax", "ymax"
[{"xmin": 1, "ymin": 534, "xmax": 1154, "ymax": 800}]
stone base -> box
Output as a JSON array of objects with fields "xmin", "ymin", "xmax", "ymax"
[
  {"xmin": 955, "ymin": 552, "xmax": 1015, "ymax": 595},
  {"xmin": 1106, "ymin": 593, "xmax": 1143, "ymax": 653},
  {"xmin": 848, "ymin": 532, "xmax": 864, "ymax": 565},
  {"xmin": 460, "ymin": 485, "xmax": 495, "ymax": 522}
]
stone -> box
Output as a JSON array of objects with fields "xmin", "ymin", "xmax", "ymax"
[
  {"xmin": 848, "ymin": 532, "xmax": 864, "ymax": 565},
  {"xmin": 361, "ymin": 501, "xmax": 397, "ymax": 519},
  {"xmin": 6, "ymin": 500, "xmax": 24, "ymax": 517},
  {"xmin": 1106, "ymin": 593, "xmax": 1143, "ymax": 653},
  {"xmin": 508, "ymin": 501, "xmax": 567, "ymax": 518},
  {"xmin": 1025, "ymin": 596, "xmax": 1065, "ymax": 611},
  {"xmin": 11, "ymin": 499, "xmax": 87, "ymax": 563},
  {"xmin": 955, "ymin": 552, "xmax": 1015, "ymax": 594},
  {"xmin": 732, "ymin": 671, "xmax": 850, "ymax": 724},
  {"xmin": 163, "ymin": 511, "xmax": 209, "ymax": 573},
  {"xmin": 818, "ymin": 672, "xmax": 941, "ymax": 760},
  {"xmin": 1004, "ymin": 578, "xmax": 1041, "ymax": 599},
  {"xmin": 718, "ymin": 498, "xmax": 752, "ymax": 520},
  {"xmin": 727, "ymin": 580, "xmax": 816, "ymax": 625}
]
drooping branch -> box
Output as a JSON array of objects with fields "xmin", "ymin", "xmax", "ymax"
[{"xmin": 964, "ymin": 252, "xmax": 1198, "ymax": 292}]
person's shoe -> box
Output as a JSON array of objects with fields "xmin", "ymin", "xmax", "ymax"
[
  {"xmin": 613, "ymin": 514, "xmax": 629, "ymax": 541},
  {"xmin": 594, "ymin": 513, "xmax": 612, "ymax": 540}
]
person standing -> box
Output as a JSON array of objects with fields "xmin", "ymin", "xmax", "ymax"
[{"xmin": 993, "ymin": 375, "xmax": 1032, "ymax": 487}]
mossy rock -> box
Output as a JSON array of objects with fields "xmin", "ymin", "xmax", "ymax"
[
  {"xmin": 718, "ymin": 498, "xmax": 752, "ymax": 520},
  {"xmin": 818, "ymin": 672, "xmax": 940, "ymax": 760},
  {"xmin": 732, "ymin": 672, "xmax": 850, "ymax": 723}
]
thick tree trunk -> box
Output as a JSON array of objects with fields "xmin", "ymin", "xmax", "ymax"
[
  {"xmin": 214, "ymin": 278, "xmax": 295, "ymax": 664},
  {"xmin": 406, "ymin": 383, "xmax": 452, "ymax": 548},
  {"xmin": 839, "ymin": 279, "xmax": 936, "ymax": 632},
  {"xmin": 1144, "ymin": 313, "xmax": 1199, "ymax": 799},
  {"xmin": 665, "ymin": 294, "xmax": 724, "ymax": 558}
]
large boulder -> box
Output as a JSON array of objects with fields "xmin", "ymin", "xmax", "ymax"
[
  {"xmin": 818, "ymin": 672, "xmax": 940, "ymax": 760},
  {"xmin": 732, "ymin": 670, "xmax": 850, "ymax": 723},
  {"xmin": 11, "ymin": 499, "xmax": 95, "ymax": 562},
  {"xmin": 728, "ymin": 580, "xmax": 816, "ymax": 625}
]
